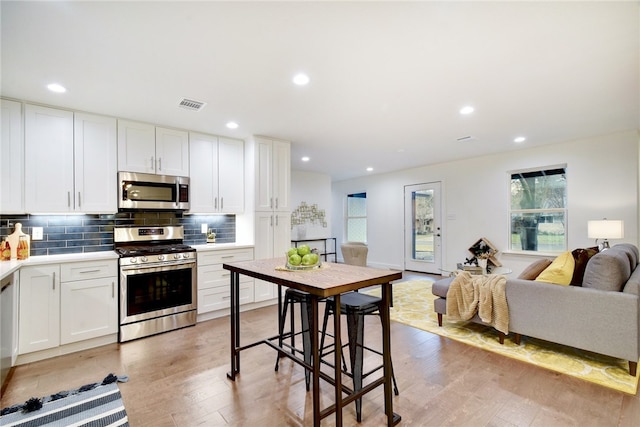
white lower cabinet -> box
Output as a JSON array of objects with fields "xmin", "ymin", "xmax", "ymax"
[
  {"xmin": 197, "ymin": 248, "xmax": 254, "ymax": 318},
  {"xmin": 18, "ymin": 260, "xmax": 117, "ymax": 357},
  {"xmin": 60, "ymin": 276, "xmax": 117, "ymax": 345},
  {"xmin": 18, "ymin": 265, "xmax": 60, "ymax": 354}
]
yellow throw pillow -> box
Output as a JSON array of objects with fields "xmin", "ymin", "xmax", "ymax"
[{"xmin": 535, "ymin": 251, "xmax": 575, "ymax": 286}]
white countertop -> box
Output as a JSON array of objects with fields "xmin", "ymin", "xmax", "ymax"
[
  {"xmin": 0, "ymin": 251, "xmax": 119, "ymax": 281},
  {"xmin": 192, "ymin": 243, "xmax": 254, "ymax": 252}
]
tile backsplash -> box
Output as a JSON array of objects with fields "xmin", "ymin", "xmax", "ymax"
[{"xmin": 0, "ymin": 213, "xmax": 235, "ymax": 256}]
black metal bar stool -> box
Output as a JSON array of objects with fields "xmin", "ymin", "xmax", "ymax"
[
  {"xmin": 274, "ymin": 288, "xmax": 313, "ymax": 390},
  {"xmin": 320, "ymin": 291, "xmax": 400, "ymax": 422}
]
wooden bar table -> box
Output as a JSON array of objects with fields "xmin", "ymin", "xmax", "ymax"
[{"xmin": 223, "ymin": 257, "xmax": 403, "ymax": 426}]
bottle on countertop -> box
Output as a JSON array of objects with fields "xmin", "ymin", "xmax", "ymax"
[
  {"xmin": 1, "ymin": 238, "xmax": 10, "ymax": 261},
  {"xmin": 17, "ymin": 235, "xmax": 29, "ymax": 260}
]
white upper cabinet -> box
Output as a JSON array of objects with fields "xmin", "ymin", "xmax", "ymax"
[
  {"xmin": 189, "ymin": 133, "xmax": 244, "ymax": 213},
  {"xmin": 74, "ymin": 113, "xmax": 117, "ymax": 213},
  {"xmin": 24, "ymin": 105, "xmax": 117, "ymax": 213},
  {"xmin": 0, "ymin": 99, "xmax": 24, "ymax": 213},
  {"xmin": 254, "ymin": 136, "xmax": 290, "ymax": 212},
  {"xmin": 25, "ymin": 105, "xmax": 75, "ymax": 213},
  {"xmin": 117, "ymin": 120, "xmax": 189, "ymax": 176}
]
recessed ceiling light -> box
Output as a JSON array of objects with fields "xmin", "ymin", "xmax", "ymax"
[
  {"xmin": 301, "ymin": 156, "xmax": 310, "ymax": 162},
  {"xmin": 293, "ymin": 73, "xmax": 310, "ymax": 86},
  {"xmin": 366, "ymin": 167, "xmax": 373, "ymax": 172},
  {"xmin": 47, "ymin": 83, "xmax": 66, "ymax": 93},
  {"xmin": 226, "ymin": 121, "xmax": 239, "ymax": 129},
  {"xmin": 459, "ymin": 106, "xmax": 474, "ymax": 115},
  {"xmin": 514, "ymin": 136, "xmax": 526, "ymax": 143}
]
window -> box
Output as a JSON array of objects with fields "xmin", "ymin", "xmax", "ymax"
[
  {"xmin": 510, "ymin": 166, "xmax": 567, "ymax": 253},
  {"xmin": 346, "ymin": 192, "xmax": 367, "ymax": 243}
]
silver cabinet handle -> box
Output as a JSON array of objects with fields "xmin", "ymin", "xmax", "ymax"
[
  {"xmin": 276, "ymin": 215, "xmax": 279, "ymax": 226},
  {"xmin": 68, "ymin": 192, "xmax": 71, "ymax": 207},
  {"xmin": 158, "ymin": 158, "xmax": 162, "ymax": 171},
  {"xmin": 221, "ymin": 197, "xmax": 224, "ymax": 210},
  {"xmin": 270, "ymin": 197, "xmax": 273, "ymax": 209},
  {"xmin": 112, "ymin": 281, "xmax": 115, "ymax": 298},
  {"xmin": 151, "ymin": 156, "xmax": 154, "ymax": 170},
  {"xmin": 79, "ymin": 269, "xmax": 100, "ymax": 274},
  {"xmin": 78, "ymin": 192, "xmax": 81, "ymax": 208},
  {"xmin": 270, "ymin": 215, "xmax": 273, "ymax": 227},
  {"xmin": 275, "ymin": 198, "xmax": 279, "ymax": 209},
  {"xmin": 52, "ymin": 272, "xmax": 56, "ymax": 290},
  {"xmin": 214, "ymin": 197, "xmax": 218, "ymax": 210}
]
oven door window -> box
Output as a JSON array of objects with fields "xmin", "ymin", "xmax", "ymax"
[{"xmin": 125, "ymin": 268, "xmax": 193, "ymax": 316}]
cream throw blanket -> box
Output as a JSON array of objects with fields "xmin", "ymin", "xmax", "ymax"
[{"xmin": 445, "ymin": 271, "xmax": 509, "ymax": 334}]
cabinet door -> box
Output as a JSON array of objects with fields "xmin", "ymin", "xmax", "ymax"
[
  {"xmin": 156, "ymin": 127, "xmax": 189, "ymax": 176},
  {"xmin": 189, "ymin": 132, "xmax": 218, "ymax": 213},
  {"xmin": 218, "ymin": 137, "xmax": 244, "ymax": 213},
  {"xmin": 19, "ymin": 265, "xmax": 60, "ymax": 354},
  {"xmin": 24, "ymin": 105, "xmax": 74, "ymax": 213},
  {"xmin": 74, "ymin": 113, "xmax": 117, "ymax": 213},
  {"xmin": 117, "ymin": 119, "xmax": 155, "ymax": 173},
  {"xmin": 254, "ymin": 212, "xmax": 277, "ymax": 302},
  {"xmin": 0, "ymin": 99, "xmax": 24, "ymax": 214},
  {"xmin": 272, "ymin": 140, "xmax": 291, "ymax": 212},
  {"xmin": 60, "ymin": 276, "xmax": 117, "ymax": 345},
  {"xmin": 255, "ymin": 137, "xmax": 274, "ymax": 211}
]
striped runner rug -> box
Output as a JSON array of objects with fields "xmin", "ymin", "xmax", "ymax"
[{"xmin": 1, "ymin": 375, "xmax": 128, "ymax": 426}]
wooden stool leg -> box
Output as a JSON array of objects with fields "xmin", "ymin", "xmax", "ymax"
[
  {"xmin": 437, "ymin": 313, "xmax": 443, "ymax": 327},
  {"xmin": 346, "ymin": 307, "xmax": 365, "ymax": 423}
]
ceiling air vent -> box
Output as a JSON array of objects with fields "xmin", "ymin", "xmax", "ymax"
[
  {"xmin": 456, "ymin": 135, "xmax": 476, "ymax": 143},
  {"xmin": 178, "ymin": 98, "xmax": 207, "ymax": 112}
]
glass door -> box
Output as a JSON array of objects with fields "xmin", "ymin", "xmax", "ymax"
[{"xmin": 404, "ymin": 182, "xmax": 441, "ymax": 273}]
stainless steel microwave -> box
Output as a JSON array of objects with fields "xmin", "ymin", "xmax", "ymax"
[{"xmin": 118, "ymin": 172, "xmax": 190, "ymax": 211}]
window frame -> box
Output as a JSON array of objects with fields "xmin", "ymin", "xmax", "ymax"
[{"xmin": 508, "ymin": 165, "xmax": 568, "ymax": 254}]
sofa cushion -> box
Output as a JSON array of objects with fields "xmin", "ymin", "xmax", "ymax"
[
  {"xmin": 570, "ymin": 246, "xmax": 599, "ymax": 286},
  {"xmin": 518, "ymin": 258, "xmax": 552, "ymax": 280},
  {"xmin": 611, "ymin": 244, "xmax": 638, "ymax": 270},
  {"xmin": 582, "ymin": 250, "xmax": 631, "ymax": 292},
  {"xmin": 535, "ymin": 251, "xmax": 574, "ymax": 285}
]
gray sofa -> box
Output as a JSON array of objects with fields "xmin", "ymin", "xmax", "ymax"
[{"xmin": 432, "ymin": 243, "xmax": 640, "ymax": 376}]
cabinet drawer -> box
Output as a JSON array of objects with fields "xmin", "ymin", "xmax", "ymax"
[
  {"xmin": 198, "ymin": 264, "xmax": 252, "ymax": 291},
  {"xmin": 60, "ymin": 260, "xmax": 117, "ymax": 282},
  {"xmin": 197, "ymin": 248, "xmax": 254, "ymax": 266},
  {"xmin": 198, "ymin": 282, "xmax": 253, "ymax": 314}
]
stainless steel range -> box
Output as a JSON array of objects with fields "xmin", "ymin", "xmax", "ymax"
[{"xmin": 114, "ymin": 226, "xmax": 196, "ymax": 342}]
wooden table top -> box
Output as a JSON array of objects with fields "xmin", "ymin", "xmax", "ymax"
[{"xmin": 223, "ymin": 258, "xmax": 403, "ymax": 298}]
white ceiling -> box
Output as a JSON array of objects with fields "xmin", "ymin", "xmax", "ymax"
[{"xmin": 2, "ymin": 1, "xmax": 638, "ymax": 181}]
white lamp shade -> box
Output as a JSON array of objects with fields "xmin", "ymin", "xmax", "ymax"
[{"xmin": 587, "ymin": 220, "xmax": 624, "ymax": 239}]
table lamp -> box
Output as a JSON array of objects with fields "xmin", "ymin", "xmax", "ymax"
[{"xmin": 587, "ymin": 219, "xmax": 624, "ymax": 250}]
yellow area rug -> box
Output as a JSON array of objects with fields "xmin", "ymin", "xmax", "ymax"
[{"xmin": 367, "ymin": 280, "xmax": 639, "ymax": 395}]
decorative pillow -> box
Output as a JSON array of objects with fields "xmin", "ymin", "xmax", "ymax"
[
  {"xmin": 535, "ymin": 251, "xmax": 575, "ymax": 286},
  {"xmin": 569, "ymin": 246, "xmax": 599, "ymax": 286},
  {"xmin": 517, "ymin": 258, "xmax": 552, "ymax": 280},
  {"xmin": 582, "ymin": 251, "xmax": 631, "ymax": 292}
]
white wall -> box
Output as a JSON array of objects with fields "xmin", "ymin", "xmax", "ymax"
[
  {"xmin": 291, "ymin": 170, "xmax": 332, "ymax": 240},
  {"xmin": 331, "ymin": 130, "xmax": 639, "ymax": 275}
]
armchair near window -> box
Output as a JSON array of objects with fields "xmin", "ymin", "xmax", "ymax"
[{"xmin": 341, "ymin": 242, "xmax": 368, "ymax": 266}]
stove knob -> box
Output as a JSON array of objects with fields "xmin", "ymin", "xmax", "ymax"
[
  {"xmin": 158, "ymin": 255, "xmax": 165, "ymax": 261},
  {"xmin": 130, "ymin": 257, "xmax": 137, "ymax": 264},
  {"xmin": 183, "ymin": 253, "xmax": 190, "ymax": 259},
  {"xmin": 141, "ymin": 256, "xmax": 148, "ymax": 263},
  {"xmin": 173, "ymin": 253, "xmax": 180, "ymax": 260}
]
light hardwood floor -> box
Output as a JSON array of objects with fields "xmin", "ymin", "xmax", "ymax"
[{"xmin": 2, "ymin": 272, "xmax": 639, "ymax": 426}]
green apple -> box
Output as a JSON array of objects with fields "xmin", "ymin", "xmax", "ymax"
[
  {"xmin": 308, "ymin": 253, "xmax": 319, "ymax": 265},
  {"xmin": 288, "ymin": 254, "xmax": 302, "ymax": 266},
  {"xmin": 301, "ymin": 254, "xmax": 313, "ymax": 265},
  {"xmin": 287, "ymin": 247, "xmax": 299, "ymax": 257},
  {"xmin": 297, "ymin": 245, "xmax": 311, "ymax": 256}
]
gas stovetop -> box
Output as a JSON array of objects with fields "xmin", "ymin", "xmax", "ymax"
[{"xmin": 115, "ymin": 243, "xmax": 195, "ymax": 257}]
